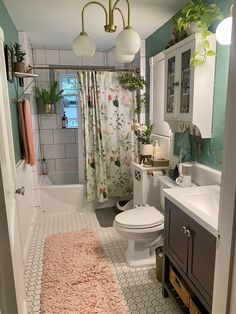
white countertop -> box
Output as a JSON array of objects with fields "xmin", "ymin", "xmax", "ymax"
[{"xmin": 164, "ymin": 185, "xmax": 220, "ymax": 237}]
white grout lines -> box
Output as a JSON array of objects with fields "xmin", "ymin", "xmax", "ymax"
[{"xmin": 24, "ymin": 211, "xmax": 180, "ymax": 314}]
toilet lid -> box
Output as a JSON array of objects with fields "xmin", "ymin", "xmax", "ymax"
[{"xmin": 115, "ymin": 206, "xmax": 164, "ymax": 229}]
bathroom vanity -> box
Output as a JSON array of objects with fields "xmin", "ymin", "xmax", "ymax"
[{"xmin": 162, "ymin": 186, "xmax": 220, "ymax": 313}]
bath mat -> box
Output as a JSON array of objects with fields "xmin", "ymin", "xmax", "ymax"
[
  {"xmin": 95, "ymin": 207, "xmax": 122, "ymax": 227},
  {"xmin": 41, "ymin": 229, "xmax": 127, "ymax": 314}
]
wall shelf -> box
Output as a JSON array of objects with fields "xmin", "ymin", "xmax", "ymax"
[{"xmin": 13, "ymin": 71, "xmax": 38, "ymax": 100}]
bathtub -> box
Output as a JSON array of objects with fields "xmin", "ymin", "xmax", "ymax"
[
  {"xmin": 40, "ymin": 172, "xmax": 122, "ymax": 213},
  {"xmin": 40, "ymin": 172, "xmax": 87, "ymax": 213}
]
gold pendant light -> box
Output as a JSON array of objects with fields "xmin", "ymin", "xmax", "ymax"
[{"xmin": 72, "ymin": 0, "xmax": 141, "ymax": 62}]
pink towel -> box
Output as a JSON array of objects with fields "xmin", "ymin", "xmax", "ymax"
[{"xmin": 19, "ymin": 99, "xmax": 36, "ymax": 166}]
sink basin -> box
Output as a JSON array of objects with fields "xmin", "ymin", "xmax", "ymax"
[
  {"xmin": 183, "ymin": 190, "xmax": 220, "ymax": 217},
  {"xmin": 163, "ymin": 185, "xmax": 220, "ymax": 236}
]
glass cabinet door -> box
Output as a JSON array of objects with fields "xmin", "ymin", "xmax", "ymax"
[
  {"xmin": 179, "ymin": 49, "xmax": 191, "ymax": 115},
  {"xmin": 166, "ymin": 56, "xmax": 176, "ymax": 115}
]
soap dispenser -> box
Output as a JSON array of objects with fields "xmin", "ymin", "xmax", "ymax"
[{"xmin": 153, "ymin": 140, "xmax": 161, "ymax": 161}]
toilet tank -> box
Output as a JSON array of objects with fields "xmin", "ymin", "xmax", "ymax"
[{"xmin": 133, "ymin": 164, "xmax": 176, "ymax": 209}]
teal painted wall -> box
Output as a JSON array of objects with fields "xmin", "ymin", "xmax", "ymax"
[
  {"xmin": 146, "ymin": 0, "xmax": 232, "ymax": 171},
  {"xmin": 0, "ymin": 0, "xmax": 22, "ymax": 163}
]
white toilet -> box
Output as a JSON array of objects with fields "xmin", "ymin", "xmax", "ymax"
[{"xmin": 114, "ymin": 167, "xmax": 176, "ymax": 267}]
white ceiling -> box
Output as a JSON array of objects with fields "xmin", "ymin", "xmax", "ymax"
[{"xmin": 3, "ymin": 0, "xmax": 189, "ymax": 51}]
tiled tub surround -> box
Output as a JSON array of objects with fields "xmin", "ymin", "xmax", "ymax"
[
  {"xmin": 39, "ymin": 114, "xmax": 78, "ymax": 173},
  {"xmin": 25, "ymin": 211, "xmax": 179, "ymax": 314}
]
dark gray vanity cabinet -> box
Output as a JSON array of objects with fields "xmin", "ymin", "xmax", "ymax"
[{"xmin": 163, "ymin": 198, "xmax": 216, "ymax": 313}]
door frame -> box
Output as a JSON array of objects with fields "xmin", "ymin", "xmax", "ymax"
[{"xmin": 212, "ymin": 2, "xmax": 236, "ymax": 313}]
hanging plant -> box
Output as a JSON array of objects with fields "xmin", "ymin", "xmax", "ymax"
[
  {"xmin": 118, "ymin": 73, "xmax": 146, "ymax": 91},
  {"xmin": 119, "ymin": 73, "xmax": 147, "ymax": 121}
]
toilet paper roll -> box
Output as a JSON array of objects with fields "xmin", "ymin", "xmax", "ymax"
[{"xmin": 153, "ymin": 171, "xmax": 163, "ymax": 188}]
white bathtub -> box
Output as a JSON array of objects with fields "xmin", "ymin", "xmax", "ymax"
[
  {"xmin": 40, "ymin": 172, "xmax": 121, "ymax": 213},
  {"xmin": 40, "ymin": 172, "xmax": 87, "ymax": 213}
]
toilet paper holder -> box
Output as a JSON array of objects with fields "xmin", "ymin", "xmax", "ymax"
[{"xmin": 147, "ymin": 169, "xmax": 166, "ymax": 176}]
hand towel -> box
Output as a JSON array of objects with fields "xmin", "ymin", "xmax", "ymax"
[
  {"xmin": 153, "ymin": 171, "xmax": 163, "ymax": 188},
  {"xmin": 19, "ymin": 99, "xmax": 36, "ymax": 166},
  {"xmin": 177, "ymin": 130, "xmax": 191, "ymax": 163}
]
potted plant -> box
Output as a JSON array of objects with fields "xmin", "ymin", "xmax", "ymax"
[
  {"xmin": 35, "ymin": 81, "xmax": 64, "ymax": 114},
  {"xmin": 118, "ymin": 73, "xmax": 146, "ymax": 91},
  {"xmin": 119, "ymin": 73, "xmax": 147, "ymax": 121},
  {"xmin": 175, "ymin": 0, "xmax": 223, "ymax": 66},
  {"xmin": 13, "ymin": 43, "xmax": 26, "ymax": 73},
  {"xmin": 134, "ymin": 121, "xmax": 153, "ymax": 159}
]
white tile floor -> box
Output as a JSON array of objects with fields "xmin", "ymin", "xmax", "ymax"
[{"xmin": 24, "ymin": 211, "xmax": 180, "ymax": 314}]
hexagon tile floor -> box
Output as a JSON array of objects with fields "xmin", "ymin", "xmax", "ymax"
[{"xmin": 24, "ymin": 211, "xmax": 180, "ymax": 314}]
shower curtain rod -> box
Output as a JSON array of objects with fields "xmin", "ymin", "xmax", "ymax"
[{"xmin": 30, "ymin": 65, "xmax": 140, "ymax": 73}]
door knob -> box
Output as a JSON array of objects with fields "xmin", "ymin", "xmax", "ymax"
[
  {"xmin": 173, "ymin": 82, "xmax": 180, "ymax": 86},
  {"xmin": 15, "ymin": 186, "xmax": 25, "ymax": 196},
  {"xmin": 182, "ymin": 226, "xmax": 187, "ymax": 234}
]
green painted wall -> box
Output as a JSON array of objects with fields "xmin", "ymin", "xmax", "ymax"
[
  {"xmin": 146, "ymin": 0, "xmax": 232, "ymax": 171},
  {"xmin": 0, "ymin": 0, "xmax": 22, "ymax": 163}
]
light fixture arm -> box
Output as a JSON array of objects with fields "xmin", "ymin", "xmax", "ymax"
[
  {"xmin": 112, "ymin": 0, "xmax": 130, "ymax": 27},
  {"xmin": 81, "ymin": 1, "xmax": 108, "ymax": 33},
  {"xmin": 114, "ymin": 7, "xmax": 125, "ymax": 29}
]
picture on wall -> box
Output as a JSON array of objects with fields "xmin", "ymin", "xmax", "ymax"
[{"xmin": 4, "ymin": 45, "xmax": 14, "ymax": 83}]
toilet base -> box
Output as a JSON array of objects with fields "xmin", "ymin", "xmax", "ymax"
[
  {"xmin": 124, "ymin": 238, "xmax": 162, "ymax": 268},
  {"xmin": 125, "ymin": 250, "xmax": 156, "ymax": 267}
]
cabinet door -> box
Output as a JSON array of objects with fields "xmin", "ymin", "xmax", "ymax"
[
  {"xmin": 165, "ymin": 199, "xmax": 189, "ymax": 273},
  {"xmin": 176, "ymin": 43, "xmax": 194, "ymax": 121},
  {"xmin": 149, "ymin": 53, "xmax": 170, "ymax": 137},
  {"xmin": 164, "ymin": 51, "xmax": 178, "ymax": 119},
  {"xmin": 187, "ymin": 220, "xmax": 216, "ymax": 306}
]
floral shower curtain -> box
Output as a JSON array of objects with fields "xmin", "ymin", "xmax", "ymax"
[{"xmin": 78, "ymin": 70, "xmax": 138, "ymax": 202}]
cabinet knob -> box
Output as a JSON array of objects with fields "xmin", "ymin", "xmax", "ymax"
[
  {"xmin": 186, "ymin": 229, "xmax": 192, "ymax": 238},
  {"xmin": 182, "ymin": 226, "xmax": 187, "ymax": 234},
  {"xmin": 173, "ymin": 82, "xmax": 180, "ymax": 86}
]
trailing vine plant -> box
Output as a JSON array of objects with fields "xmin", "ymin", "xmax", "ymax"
[
  {"xmin": 174, "ymin": 0, "xmax": 223, "ymax": 66},
  {"xmin": 118, "ymin": 73, "xmax": 147, "ymax": 121}
]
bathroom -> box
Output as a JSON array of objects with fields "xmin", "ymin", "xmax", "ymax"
[{"xmin": 0, "ymin": 0, "xmax": 235, "ymax": 313}]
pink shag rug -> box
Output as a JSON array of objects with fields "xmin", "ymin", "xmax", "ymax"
[{"xmin": 41, "ymin": 229, "xmax": 127, "ymax": 314}]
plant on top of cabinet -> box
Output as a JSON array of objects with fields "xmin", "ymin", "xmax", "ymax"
[
  {"xmin": 13, "ymin": 43, "xmax": 26, "ymax": 73},
  {"xmin": 35, "ymin": 81, "xmax": 64, "ymax": 114},
  {"xmin": 175, "ymin": 0, "xmax": 223, "ymax": 66}
]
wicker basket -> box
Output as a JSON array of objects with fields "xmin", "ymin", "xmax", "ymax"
[
  {"xmin": 152, "ymin": 159, "xmax": 169, "ymax": 167},
  {"xmin": 169, "ymin": 266, "xmax": 191, "ymax": 308},
  {"xmin": 189, "ymin": 298, "xmax": 202, "ymax": 314}
]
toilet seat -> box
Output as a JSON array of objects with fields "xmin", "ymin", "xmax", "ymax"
[{"xmin": 114, "ymin": 206, "xmax": 164, "ymax": 229}]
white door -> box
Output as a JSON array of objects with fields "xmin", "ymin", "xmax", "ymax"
[{"xmin": 0, "ymin": 27, "xmax": 27, "ymax": 314}]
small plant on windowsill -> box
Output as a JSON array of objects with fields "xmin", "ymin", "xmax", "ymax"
[
  {"xmin": 174, "ymin": 0, "xmax": 223, "ymax": 66},
  {"xmin": 35, "ymin": 81, "xmax": 64, "ymax": 114}
]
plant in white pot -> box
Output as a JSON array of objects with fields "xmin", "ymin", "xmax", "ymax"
[
  {"xmin": 35, "ymin": 81, "xmax": 64, "ymax": 114},
  {"xmin": 175, "ymin": 0, "xmax": 223, "ymax": 66},
  {"xmin": 13, "ymin": 42, "xmax": 26, "ymax": 73},
  {"xmin": 134, "ymin": 121, "xmax": 153, "ymax": 164}
]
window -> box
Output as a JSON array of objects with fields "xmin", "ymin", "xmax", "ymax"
[{"xmin": 59, "ymin": 74, "xmax": 79, "ymax": 128}]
